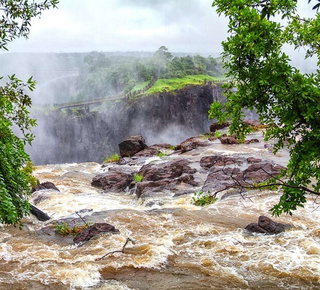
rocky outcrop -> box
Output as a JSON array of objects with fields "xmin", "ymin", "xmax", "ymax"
[
  {"xmin": 30, "ymin": 205, "xmax": 51, "ymax": 221},
  {"xmin": 32, "ymin": 182, "xmax": 60, "ymax": 193},
  {"xmin": 91, "ymin": 171, "xmax": 133, "ymax": 192},
  {"xmin": 201, "ymin": 154, "xmax": 286, "ymax": 193},
  {"xmin": 134, "ymin": 147, "xmax": 160, "ymax": 157},
  {"xmin": 219, "ymin": 136, "xmax": 239, "ymax": 145},
  {"xmin": 243, "ymin": 119, "xmax": 261, "ymax": 127},
  {"xmin": 245, "ymin": 216, "xmax": 290, "ymax": 234},
  {"xmin": 135, "ymin": 159, "xmax": 198, "ymax": 197},
  {"xmin": 210, "ymin": 122, "xmax": 230, "ymax": 132},
  {"xmin": 118, "ymin": 135, "xmax": 148, "ymax": 157},
  {"xmin": 73, "ymin": 223, "xmax": 119, "ymax": 244},
  {"xmin": 200, "ymin": 155, "xmax": 243, "ymax": 169},
  {"xmin": 179, "ymin": 136, "xmax": 210, "ymax": 153},
  {"xmin": 244, "ymin": 138, "xmax": 260, "ymax": 144}
]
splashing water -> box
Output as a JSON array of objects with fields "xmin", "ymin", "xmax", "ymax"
[{"xmin": 0, "ymin": 131, "xmax": 320, "ymax": 289}]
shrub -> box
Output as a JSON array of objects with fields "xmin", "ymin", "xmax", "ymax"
[
  {"xmin": 192, "ymin": 191, "xmax": 216, "ymax": 206},
  {"xmin": 134, "ymin": 173, "xmax": 143, "ymax": 182},
  {"xmin": 54, "ymin": 221, "xmax": 90, "ymax": 236},
  {"xmin": 21, "ymin": 161, "xmax": 38, "ymax": 188},
  {"xmin": 104, "ymin": 153, "xmax": 119, "ymax": 163},
  {"xmin": 157, "ymin": 151, "xmax": 167, "ymax": 157},
  {"xmin": 214, "ymin": 130, "xmax": 222, "ymax": 138}
]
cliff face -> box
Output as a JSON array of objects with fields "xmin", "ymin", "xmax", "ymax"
[{"xmin": 28, "ymin": 84, "xmax": 224, "ymax": 164}]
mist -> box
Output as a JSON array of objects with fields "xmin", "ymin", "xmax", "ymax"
[{"xmin": 0, "ymin": 0, "xmax": 317, "ymax": 164}]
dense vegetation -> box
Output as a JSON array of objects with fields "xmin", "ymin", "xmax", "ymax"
[
  {"xmin": 210, "ymin": 0, "xmax": 320, "ymax": 215},
  {"xmin": 0, "ymin": 0, "xmax": 59, "ymax": 226},
  {"xmin": 74, "ymin": 46, "xmax": 224, "ymax": 102}
]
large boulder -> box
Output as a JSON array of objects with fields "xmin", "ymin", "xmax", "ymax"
[
  {"xmin": 135, "ymin": 159, "xmax": 198, "ymax": 197},
  {"xmin": 200, "ymin": 155, "xmax": 244, "ymax": 169},
  {"xmin": 219, "ymin": 136, "xmax": 239, "ymax": 145},
  {"xmin": 134, "ymin": 147, "xmax": 161, "ymax": 157},
  {"xmin": 242, "ymin": 119, "xmax": 261, "ymax": 128},
  {"xmin": 91, "ymin": 171, "xmax": 133, "ymax": 192},
  {"xmin": 73, "ymin": 223, "xmax": 119, "ymax": 244},
  {"xmin": 139, "ymin": 159, "xmax": 196, "ymax": 181},
  {"xmin": 242, "ymin": 162, "xmax": 286, "ymax": 182},
  {"xmin": 32, "ymin": 182, "xmax": 60, "ymax": 193},
  {"xmin": 201, "ymin": 154, "xmax": 286, "ymax": 193},
  {"xmin": 118, "ymin": 135, "xmax": 148, "ymax": 157},
  {"xmin": 30, "ymin": 205, "xmax": 51, "ymax": 221},
  {"xmin": 179, "ymin": 136, "xmax": 210, "ymax": 153},
  {"xmin": 245, "ymin": 216, "xmax": 290, "ymax": 234},
  {"xmin": 210, "ymin": 122, "xmax": 230, "ymax": 132}
]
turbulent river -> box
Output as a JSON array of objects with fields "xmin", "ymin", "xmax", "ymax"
[{"xmin": 1, "ymin": 131, "xmax": 320, "ymax": 289}]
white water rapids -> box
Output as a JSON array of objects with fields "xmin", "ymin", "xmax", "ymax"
[{"xmin": 1, "ymin": 131, "xmax": 320, "ymax": 289}]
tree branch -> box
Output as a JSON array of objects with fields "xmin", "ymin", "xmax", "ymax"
[
  {"xmin": 97, "ymin": 237, "xmax": 134, "ymax": 261},
  {"xmin": 75, "ymin": 211, "xmax": 88, "ymax": 226},
  {"xmin": 215, "ymin": 181, "xmax": 320, "ymax": 197}
]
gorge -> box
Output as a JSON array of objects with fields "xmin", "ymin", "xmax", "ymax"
[{"xmin": 28, "ymin": 83, "xmax": 225, "ymax": 165}]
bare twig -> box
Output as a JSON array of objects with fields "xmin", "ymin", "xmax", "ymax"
[
  {"xmin": 214, "ymin": 182, "xmax": 320, "ymax": 196},
  {"xmin": 75, "ymin": 211, "xmax": 88, "ymax": 226},
  {"xmin": 97, "ymin": 237, "xmax": 134, "ymax": 261},
  {"xmin": 259, "ymin": 167, "xmax": 284, "ymax": 184}
]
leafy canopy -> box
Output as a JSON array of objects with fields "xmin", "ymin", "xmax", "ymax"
[
  {"xmin": 0, "ymin": 0, "xmax": 58, "ymax": 226},
  {"xmin": 210, "ymin": 0, "xmax": 320, "ymax": 215}
]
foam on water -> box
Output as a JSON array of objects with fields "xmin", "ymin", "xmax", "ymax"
[{"xmin": 2, "ymin": 132, "xmax": 320, "ymax": 288}]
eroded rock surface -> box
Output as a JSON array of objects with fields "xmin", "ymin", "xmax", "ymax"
[
  {"xmin": 30, "ymin": 205, "xmax": 51, "ymax": 221},
  {"xmin": 201, "ymin": 154, "xmax": 285, "ymax": 193},
  {"xmin": 118, "ymin": 135, "xmax": 148, "ymax": 158},
  {"xmin": 136, "ymin": 159, "xmax": 198, "ymax": 197},
  {"xmin": 32, "ymin": 182, "xmax": 60, "ymax": 193},
  {"xmin": 179, "ymin": 136, "xmax": 210, "ymax": 153},
  {"xmin": 73, "ymin": 223, "xmax": 119, "ymax": 244},
  {"xmin": 91, "ymin": 171, "xmax": 133, "ymax": 192},
  {"xmin": 219, "ymin": 136, "xmax": 239, "ymax": 145},
  {"xmin": 210, "ymin": 122, "xmax": 230, "ymax": 132},
  {"xmin": 245, "ymin": 216, "xmax": 291, "ymax": 234}
]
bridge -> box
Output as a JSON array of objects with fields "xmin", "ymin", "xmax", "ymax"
[
  {"xmin": 52, "ymin": 95, "xmax": 128, "ymax": 112},
  {"xmin": 14, "ymin": 69, "xmax": 79, "ymax": 84},
  {"xmin": 35, "ymin": 78, "xmax": 228, "ymax": 112}
]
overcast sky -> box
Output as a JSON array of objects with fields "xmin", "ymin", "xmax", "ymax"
[
  {"xmin": 3, "ymin": 0, "xmax": 316, "ymax": 58},
  {"xmin": 5, "ymin": 0, "xmax": 228, "ymax": 55}
]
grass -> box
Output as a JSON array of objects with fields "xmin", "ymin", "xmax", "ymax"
[
  {"xmin": 145, "ymin": 74, "xmax": 225, "ymax": 95},
  {"xmin": 134, "ymin": 173, "xmax": 144, "ymax": 182},
  {"xmin": 131, "ymin": 81, "xmax": 149, "ymax": 93},
  {"xmin": 192, "ymin": 191, "xmax": 216, "ymax": 207},
  {"xmin": 104, "ymin": 153, "xmax": 120, "ymax": 163},
  {"xmin": 214, "ymin": 130, "xmax": 223, "ymax": 138},
  {"xmin": 157, "ymin": 151, "xmax": 167, "ymax": 157},
  {"xmin": 54, "ymin": 222, "xmax": 90, "ymax": 236}
]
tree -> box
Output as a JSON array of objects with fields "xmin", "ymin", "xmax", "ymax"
[
  {"xmin": 209, "ymin": 0, "xmax": 320, "ymax": 215},
  {"xmin": 0, "ymin": 0, "xmax": 58, "ymax": 226},
  {"xmin": 153, "ymin": 46, "xmax": 173, "ymax": 78}
]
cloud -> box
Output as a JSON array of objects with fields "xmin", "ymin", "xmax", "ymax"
[{"xmin": 4, "ymin": 0, "xmax": 227, "ymax": 54}]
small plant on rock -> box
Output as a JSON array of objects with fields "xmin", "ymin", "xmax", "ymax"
[
  {"xmin": 134, "ymin": 173, "xmax": 144, "ymax": 182},
  {"xmin": 157, "ymin": 151, "xmax": 167, "ymax": 157},
  {"xmin": 104, "ymin": 153, "xmax": 119, "ymax": 163},
  {"xmin": 214, "ymin": 130, "xmax": 223, "ymax": 138},
  {"xmin": 192, "ymin": 191, "xmax": 216, "ymax": 207},
  {"xmin": 54, "ymin": 221, "xmax": 90, "ymax": 236}
]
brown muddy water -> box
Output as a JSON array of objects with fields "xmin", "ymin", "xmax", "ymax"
[{"xmin": 1, "ymin": 132, "xmax": 320, "ymax": 289}]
